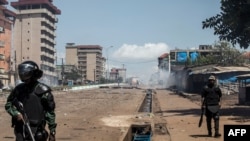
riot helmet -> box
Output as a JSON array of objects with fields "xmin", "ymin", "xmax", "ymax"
[
  {"xmin": 18, "ymin": 61, "xmax": 43, "ymax": 82},
  {"xmin": 208, "ymin": 75, "xmax": 216, "ymax": 81},
  {"xmin": 207, "ymin": 75, "xmax": 216, "ymax": 87}
]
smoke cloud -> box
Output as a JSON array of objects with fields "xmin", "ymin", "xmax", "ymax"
[
  {"xmin": 111, "ymin": 43, "xmax": 171, "ymax": 87},
  {"xmin": 112, "ymin": 43, "xmax": 169, "ymax": 60}
]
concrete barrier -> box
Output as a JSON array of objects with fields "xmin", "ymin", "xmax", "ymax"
[{"xmin": 69, "ymin": 83, "xmax": 125, "ymax": 91}]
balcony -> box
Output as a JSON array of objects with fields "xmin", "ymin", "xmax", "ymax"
[{"xmin": 55, "ymin": 17, "xmax": 58, "ymax": 23}]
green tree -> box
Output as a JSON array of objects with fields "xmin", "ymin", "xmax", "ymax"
[
  {"xmin": 186, "ymin": 57, "xmax": 192, "ymax": 66},
  {"xmin": 99, "ymin": 77, "xmax": 107, "ymax": 84},
  {"xmin": 64, "ymin": 68, "xmax": 81, "ymax": 81},
  {"xmin": 202, "ymin": 0, "xmax": 250, "ymax": 49},
  {"xmin": 196, "ymin": 55, "xmax": 208, "ymax": 65},
  {"xmin": 214, "ymin": 41, "xmax": 244, "ymax": 65}
]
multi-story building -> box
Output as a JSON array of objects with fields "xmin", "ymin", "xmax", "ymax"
[
  {"xmin": 65, "ymin": 43, "xmax": 105, "ymax": 83},
  {"xmin": 11, "ymin": 0, "xmax": 61, "ymax": 86},
  {"xmin": 158, "ymin": 45, "xmax": 221, "ymax": 72},
  {"xmin": 109, "ymin": 68, "xmax": 126, "ymax": 83},
  {"xmin": 157, "ymin": 45, "xmax": 250, "ymax": 93},
  {"xmin": 0, "ymin": 0, "xmax": 15, "ymax": 87},
  {"xmin": 169, "ymin": 45, "xmax": 220, "ymax": 66},
  {"xmin": 158, "ymin": 53, "xmax": 169, "ymax": 71},
  {"xmin": 56, "ymin": 64, "xmax": 80, "ymax": 85}
]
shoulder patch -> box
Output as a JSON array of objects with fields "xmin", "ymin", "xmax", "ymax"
[{"xmin": 35, "ymin": 83, "xmax": 51, "ymax": 95}]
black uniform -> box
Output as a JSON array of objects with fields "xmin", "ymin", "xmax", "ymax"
[
  {"xmin": 5, "ymin": 81, "xmax": 57, "ymax": 141},
  {"xmin": 5, "ymin": 60, "xmax": 56, "ymax": 141},
  {"xmin": 201, "ymin": 83, "xmax": 222, "ymax": 137}
]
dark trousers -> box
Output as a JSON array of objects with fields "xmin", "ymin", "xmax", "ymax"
[
  {"xmin": 14, "ymin": 125, "xmax": 48, "ymax": 141},
  {"xmin": 14, "ymin": 124, "xmax": 26, "ymax": 141},
  {"xmin": 14, "ymin": 124, "xmax": 41, "ymax": 141},
  {"xmin": 205, "ymin": 108, "xmax": 220, "ymax": 134}
]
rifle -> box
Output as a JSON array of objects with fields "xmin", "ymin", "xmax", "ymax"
[
  {"xmin": 198, "ymin": 100, "xmax": 205, "ymax": 128},
  {"xmin": 13, "ymin": 99, "xmax": 36, "ymax": 141}
]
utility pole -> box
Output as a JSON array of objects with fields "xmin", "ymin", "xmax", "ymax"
[
  {"xmin": 122, "ymin": 64, "xmax": 126, "ymax": 83},
  {"xmin": 93, "ymin": 69, "xmax": 96, "ymax": 83},
  {"xmin": 61, "ymin": 58, "xmax": 64, "ymax": 86},
  {"xmin": 14, "ymin": 51, "xmax": 17, "ymax": 82},
  {"xmin": 116, "ymin": 69, "xmax": 119, "ymax": 86},
  {"xmin": 106, "ymin": 46, "xmax": 113, "ymax": 82}
]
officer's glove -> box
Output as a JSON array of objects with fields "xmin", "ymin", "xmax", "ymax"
[
  {"xmin": 219, "ymin": 103, "xmax": 221, "ymax": 108},
  {"xmin": 49, "ymin": 132, "xmax": 56, "ymax": 141},
  {"xmin": 201, "ymin": 105, "xmax": 205, "ymax": 109},
  {"xmin": 16, "ymin": 113, "xmax": 24, "ymax": 121}
]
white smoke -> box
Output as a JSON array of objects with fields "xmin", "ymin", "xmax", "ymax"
[
  {"xmin": 112, "ymin": 43, "xmax": 169, "ymax": 60},
  {"xmin": 111, "ymin": 43, "xmax": 171, "ymax": 88}
]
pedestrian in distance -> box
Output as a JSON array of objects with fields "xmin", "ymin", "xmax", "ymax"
[
  {"xmin": 5, "ymin": 60, "xmax": 57, "ymax": 141},
  {"xmin": 201, "ymin": 75, "xmax": 222, "ymax": 138}
]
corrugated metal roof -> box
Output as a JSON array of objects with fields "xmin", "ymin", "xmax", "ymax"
[
  {"xmin": 236, "ymin": 74, "xmax": 250, "ymax": 79},
  {"xmin": 213, "ymin": 66, "xmax": 250, "ymax": 71},
  {"xmin": 189, "ymin": 66, "xmax": 250, "ymax": 75}
]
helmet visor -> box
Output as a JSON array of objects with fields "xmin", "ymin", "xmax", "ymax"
[
  {"xmin": 18, "ymin": 63, "xmax": 35, "ymax": 81},
  {"xmin": 19, "ymin": 71, "xmax": 33, "ymax": 81}
]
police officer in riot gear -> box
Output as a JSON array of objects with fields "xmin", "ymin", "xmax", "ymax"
[
  {"xmin": 201, "ymin": 75, "xmax": 222, "ymax": 138},
  {"xmin": 5, "ymin": 61, "xmax": 57, "ymax": 141}
]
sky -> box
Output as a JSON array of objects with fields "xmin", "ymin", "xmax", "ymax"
[{"xmin": 8, "ymin": 0, "xmax": 223, "ymax": 83}]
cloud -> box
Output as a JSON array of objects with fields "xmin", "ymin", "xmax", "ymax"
[{"xmin": 112, "ymin": 43, "xmax": 169, "ymax": 60}]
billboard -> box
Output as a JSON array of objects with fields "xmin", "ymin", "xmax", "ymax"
[
  {"xmin": 177, "ymin": 52, "xmax": 187, "ymax": 62},
  {"xmin": 189, "ymin": 52, "xmax": 199, "ymax": 62}
]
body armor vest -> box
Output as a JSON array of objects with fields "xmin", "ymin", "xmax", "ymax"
[
  {"xmin": 204, "ymin": 85, "xmax": 220, "ymax": 106},
  {"xmin": 13, "ymin": 83, "xmax": 51, "ymax": 127}
]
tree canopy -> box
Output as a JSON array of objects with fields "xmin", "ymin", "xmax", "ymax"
[{"xmin": 202, "ymin": 0, "xmax": 250, "ymax": 49}]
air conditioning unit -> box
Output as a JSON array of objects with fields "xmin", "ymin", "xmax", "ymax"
[
  {"xmin": 0, "ymin": 26, "xmax": 4, "ymax": 33},
  {"xmin": 0, "ymin": 54, "xmax": 5, "ymax": 60},
  {"xmin": 0, "ymin": 68, "xmax": 5, "ymax": 74},
  {"xmin": 0, "ymin": 41, "xmax": 5, "ymax": 47}
]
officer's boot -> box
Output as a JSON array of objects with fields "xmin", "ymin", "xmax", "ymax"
[
  {"xmin": 206, "ymin": 118, "xmax": 212, "ymax": 137},
  {"xmin": 214, "ymin": 119, "xmax": 221, "ymax": 138}
]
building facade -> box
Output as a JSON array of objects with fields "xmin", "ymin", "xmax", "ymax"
[
  {"xmin": 0, "ymin": 0, "xmax": 15, "ymax": 88},
  {"xmin": 158, "ymin": 44, "xmax": 250, "ymax": 93},
  {"xmin": 11, "ymin": 0, "xmax": 61, "ymax": 86},
  {"xmin": 157, "ymin": 45, "xmax": 221, "ymax": 72},
  {"xmin": 65, "ymin": 43, "xmax": 105, "ymax": 83},
  {"xmin": 158, "ymin": 53, "xmax": 169, "ymax": 71},
  {"xmin": 169, "ymin": 45, "xmax": 220, "ymax": 66},
  {"xmin": 109, "ymin": 68, "xmax": 126, "ymax": 83},
  {"xmin": 56, "ymin": 64, "xmax": 80, "ymax": 85}
]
